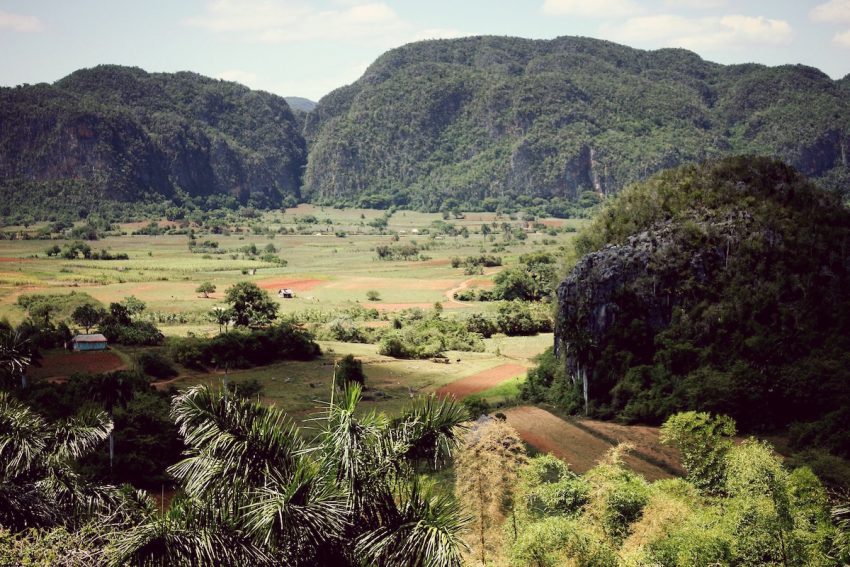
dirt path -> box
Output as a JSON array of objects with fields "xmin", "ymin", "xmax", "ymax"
[
  {"xmin": 501, "ymin": 406, "xmax": 674, "ymax": 481},
  {"xmin": 443, "ymin": 274, "xmax": 495, "ymax": 305},
  {"xmin": 435, "ymin": 363, "xmax": 527, "ymax": 398}
]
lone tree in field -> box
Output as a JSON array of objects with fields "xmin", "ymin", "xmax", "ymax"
[
  {"xmin": 336, "ymin": 354, "xmax": 366, "ymax": 387},
  {"xmin": 366, "ymin": 290, "xmax": 381, "ymax": 301},
  {"xmin": 224, "ymin": 281, "xmax": 279, "ymax": 328},
  {"xmin": 196, "ymin": 282, "xmax": 216, "ymax": 298},
  {"xmin": 71, "ymin": 303, "xmax": 105, "ymax": 334}
]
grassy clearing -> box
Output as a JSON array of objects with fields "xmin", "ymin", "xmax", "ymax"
[{"xmin": 464, "ymin": 375, "xmax": 525, "ymax": 406}]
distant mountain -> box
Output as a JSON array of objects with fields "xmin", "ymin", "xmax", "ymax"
[
  {"xmin": 304, "ymin": 36, "xmax": 850, "ymax": 210},
  {"xmin": 0, "ymin": 65, "xmax": 306, "ymax": 217},
  {"xmin": 284, "ymin": 97, "xmax": 317, "ymax": 113}
]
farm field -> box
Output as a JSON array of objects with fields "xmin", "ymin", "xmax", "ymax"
[
  {"xmin": 0, "ymin": 205, "xmax": 582, "ymax": 328},
  {"xmin": 1, "ymin": 206, "xmax": 684, "ymax": 481}
]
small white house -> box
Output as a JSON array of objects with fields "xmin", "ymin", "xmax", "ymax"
[{"xmin": 278, "ymin": 288, "xmax": 295, "ymax": 299}]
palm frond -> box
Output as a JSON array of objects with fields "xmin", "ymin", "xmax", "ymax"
[
  {"xmin": 392, "ymin": 395, "xmax": 469, "ymax": 469},
  {"xmin": 108, "ymin": 496, "xmax": 274, "ymax": 567},
  {"xmin": 0, "ymin": 391, "xmax": 48, "ymax": 479},
  {"xmin": 355, "ymin": 482, "xmax": 470, "ymax": 567},
  {"xmin": 242, "ymin": 460, "xmax": 348, "ymax": 553},
  {"xmin": 51, "ymin": 408, "xmax": 113, "ymax": 461},
  {"xmin": 169, "ymin": 386, "xmax": 303, "ymax": 496},
  {"xmin": 0, "ymin": 329, "xmax": 32, "ymax": 376}
]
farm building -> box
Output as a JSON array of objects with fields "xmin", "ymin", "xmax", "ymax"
[
  {"xmin": 278, "ymin": 288, "xmax": 294, "ymax": 299},
  {"xmin": 70, "ymin": 334, "xmax": 108, "ymax": 351}
]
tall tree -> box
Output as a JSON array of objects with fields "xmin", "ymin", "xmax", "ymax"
[
  {"xmin": 0, "ymin": 328, "xmax": 31, "ymax": 389},
  {"xmin": 111, "ymin": 384, "xmax": 470, "ymax": 566},
  {"xmin": 87, "ymin": 372, "xmax": 137, "ymax": 471},
  {"xmin": 0, "ymin": 391, "xmax": 118, "ymax": 530},
  {"xmin": 72, "ymin": 304, "xmax": 105, "ymax": 334},
  {"xmin": 224, "ymin": 282, "xmax": 278, "ymax": 328}
]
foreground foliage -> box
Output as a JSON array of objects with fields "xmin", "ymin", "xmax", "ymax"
[
  {"xmin": 462, "ymin": 412, "xmax": 849, "ymax": 566},
  {"xmin": 0, "ymin": 380, "xmax": 471, "ymax": 566}
]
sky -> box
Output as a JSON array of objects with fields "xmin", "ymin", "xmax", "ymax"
[{"xmin": 1, "ymin": 0, "xmax": 849, "ymax": 101}]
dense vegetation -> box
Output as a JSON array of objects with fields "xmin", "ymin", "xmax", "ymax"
[
  {"xmin": 4, "ymin": 36, "xmax": 849, "ymax": 222},
  {"xmin": 0, "ymin": 65, "xmax": 306, "ymax": 220},
  {"xmin": 304, "ymin": 36, "xmax": 850, "ymax": 212},
  {"xmin": 0, "ymin": 379, "xmax": 472, "ymax": 565},
  {"xmin": 529, "ymin": 157, "xmax": 850, "ymax": 460},
  {"xmin": 456, "ymin": 413, "xmax": 850, "ymax": 566}
]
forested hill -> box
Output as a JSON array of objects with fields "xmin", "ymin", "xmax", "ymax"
[
  {"xmin": 546, "ymin": 156, "xmax": 850, "ymax": 456},
  {"xmin": 0, "ymin": 65, "xmax": 306, "ymax": 215},
  {"xmin": 304, "ymin": 35, "xmax": 850, "ymax": 211}
]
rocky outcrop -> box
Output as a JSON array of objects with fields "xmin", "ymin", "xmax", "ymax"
[{"xmin": 551, "ymin": 157, "xmax": 850, "ymax": 429}]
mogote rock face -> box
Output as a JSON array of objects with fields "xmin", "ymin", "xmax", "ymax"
[{"xmin": 555, "ymin": 214, "xmax": 751, "ymax": 410}]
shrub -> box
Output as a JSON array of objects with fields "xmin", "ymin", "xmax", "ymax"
[
  {"xmin": 366, "ymin": 290, "xmax": 381, "ymax": 301},
  {"xmin": 136, "ymin": 351, "xmax": 178, "ymax": 380},
  {"xmin": 168, "ymin": 322, "xmax": 320, "ymax": 370},
  {"xmin": 336, "ymin": 354, "xmax": 366, "ymax": 387}
]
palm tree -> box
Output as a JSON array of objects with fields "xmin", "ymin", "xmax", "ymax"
[
  {"xmin": 0, "ymin": 328, "xmax": 32, "ymax": 389},
  {"xmin": 0, "ymin": 391, "xmax": 123, "ymax": 531},
  {"xmin": 88, "ymin": 372, "xmax": 137, "ymax": 471},
  {"xmin": 109, "ymin": 383, "xmax": 470, "ymax": 566},
  {"xmin": 319, "ymin": 383, "xmax": 470, "ymax": 566}
]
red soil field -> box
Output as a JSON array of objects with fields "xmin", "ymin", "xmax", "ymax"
[
  {"xmin": 364, "ymin": 302, "xmax": 464, "ymax": 311},
  {"xmin": 501, "ymin": 406, "xmax": 674, "ymax": 481},
  {"xmin": 435, "ymin": 363, "xmax": 527, "ymax": 398},
  {"xmin": 0, "ymin": 257, "xmax": 30, "ymax": 262},
  {"xmin": 28, "ymin": 350, "xmax": 126, "ymax": 380},
  {"xmin": 256, "ymin": 278, "xmax": 324, "ymax": 291}
]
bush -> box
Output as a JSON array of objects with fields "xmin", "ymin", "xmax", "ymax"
[
  {"xmin": 101, "ymin": 320, "xmax": 164, "ymax": 346},
  {"xmin": 337, "ymin": 354, "xmax": 366, "ymax": 387},
  {"xmin": 466, "ymin": 313, "xmax": 497, "ymax": 338},
  {"xmin": 168, "ymin": 322, "xmax": 320, "ymax": 369},
  {"xmin": 136, "ymin": 351, "xmax": 177, "ymax": 380},
  {"xmin": 378, "ymin": 317, "xmax": 485, "ymax": 359},
  {"xmin": 366, "ymin": 290, "xmax": 381, "ymax": 301}
]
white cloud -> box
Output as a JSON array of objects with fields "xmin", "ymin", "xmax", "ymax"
[
  {"xmin": 541, "ymin": 0, "xmax": 642, "ymax": 18},
  {"xmin": 0, "ymin": 10, "xmax": 43, "ymax": 32},
  {"xmin": 834, "ymin": 28, "xmax": 850, "ymax": 46},
  {"xmin": 665, "ymin": 0, "xmax": 727, "ymax": 8},
  {"xmin": 187, "ymin": 0, "xmax": 412, "ymax": 44},
  {"xmin": 810, "ymin": 0, "xmax": 850, "ymax": 23},
  {"xmin": 601, "ymin": 13, "xmax": 792, "ymax": 50}
]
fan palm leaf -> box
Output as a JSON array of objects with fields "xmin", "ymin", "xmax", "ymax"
[{"xmin": 355, "ymin": 481, "xmax": 469, "ymax": 567}]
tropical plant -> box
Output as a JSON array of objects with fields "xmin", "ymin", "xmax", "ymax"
[
  {"xmin": 0, "ymin": 327, "xmax": 31, "ymax": 389},
  {"xmin": 0, "ymin": 391, "xmax": 120, "ymax": 531},
  {"xmin": 87, "ymin": 372, "xmax": 139, "ymax": 470},
  {"xmin": 110, "ymin": 383, "xmax": 470, "ymax": 566}
]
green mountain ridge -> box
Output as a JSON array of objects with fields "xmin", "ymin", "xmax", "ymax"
[
  {"xmin": 304, "ymin": 35, "xmax": 850, "ymax": 210},
  {"xmin": 0, "ymin": 65, "xmax": 306, "ymax": 216},
  {"xmin": 1, "ymin": 36, "xmax": 849, "ymax": 219}
]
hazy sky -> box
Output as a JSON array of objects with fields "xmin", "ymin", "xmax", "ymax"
[{"xmin": 1, "ymin": 0, "xmax": 849, "ymax": 101}]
